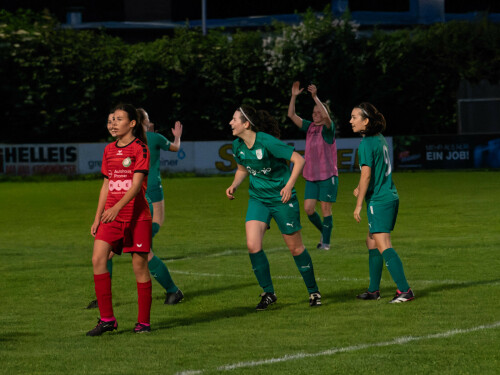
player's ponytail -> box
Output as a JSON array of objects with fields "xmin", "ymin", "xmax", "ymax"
[
  {"xmin": 238, "ymin": 104, "xmax": 280, "ymax": 139},
  {"xmin": 114, "ymin": 103, "xmax": 148, "ymax": 145},
  {"xmin": 355, "ymin": 102, "xmax": 386, "ymax": 136}
]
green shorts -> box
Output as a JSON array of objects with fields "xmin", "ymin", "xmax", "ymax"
[
  {"xmin": 367, "ymin": 199, "xmax": 399, "ymax": 234},
  {"xmin": 146, "ymin": 185, "xmax": 164, "ymax": 203},
  {"xmin": 246, "ymin": 197, "xmax": 302, "ymax": 235},
  {"xmin": 304, "ymin": 176, "xmax": 338, "ymax": 202},
  {"xmin": 145, "ymin": 194, "xmax": 153, "ymax": 217}
]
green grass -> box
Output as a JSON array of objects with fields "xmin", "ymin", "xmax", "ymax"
[{"xmin": 0, "ymin": 171, "xmax": 499, "ymax": 375}]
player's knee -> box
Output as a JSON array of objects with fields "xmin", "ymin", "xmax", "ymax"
[
  {"xmin": 321, "ymin": 205, "xmax": 332, "ymax": 217},
  {"xmin": 92, "ymin": 254, "xmax": 107, "ymax": 272},
  {"xmin": 289, "ymin": 245, "xmax": 305, "ymax": 256},
  {"xmin": 304, "ymin": 206, "xmax": 315, "ymax": 216},
  {"xmin": 246, "ymin": 240, "xmax": 261, "ymax": 253}
]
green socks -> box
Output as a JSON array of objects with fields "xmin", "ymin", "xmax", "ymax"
[
  {"xmin": 293, "ymin": 249, "xmax": 319, "ymax": 294},
  {"xmin": 368, "ymin": 248, "xmax": 383, "ymax": 292},
  {"xmin": 307, "ymin": 212, "xmax": 323, "ymax": 232},
  {"xmin": 382, "ymin": 248, "xmax": 410, "ymax": 292},
  {"xmin": 250, "ymin": 249, "xmax": 320, "ymax": 295},
  {"xmin": 106, "ymin": 259, "xmax": 113, "ymax": 279},
  {"xmin": 148, "ymin": 254, "xmax": 178, "ymax": 293},
  {"xmin": 308, "ymin": 213, "xmax": 333, "ymax": 245},
  {"xmin": 249, "ymin": 250, "xmax": 274, "ymax": 293},
  {"xmin": 322, "ymin": 215, "xmax": 333, "ymax": 245}
]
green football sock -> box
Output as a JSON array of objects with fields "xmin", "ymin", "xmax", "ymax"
[
  {"xmin": 382, "ymin": 248, "xmax": 410, "ymax": 292},
  {"xmin": 308, "ymin": 212, "xmax": 323, "ymax": 233},
  {"xmin": 293, "ymin": 249, "xmax": 319, "ymax": 294},
  {"xmin": 152, "ymin": 222, "xmax": 160, "ymax": 238},
  {"xmin": 106, "ymin": 259, "xmax": 113, "ymax": 279},
  {"xmin": 249, "ymin": 250, "xmax": 274, "ymax": 294},
  {"xmin": 148, "ymin": 254, "xmax": 178, "ymax": 293},
  {"xmin": 322, "ymin": 215, "xmax": 333, "ymax": 245},
  {"xmin": 368, "ymin": 248, "xmax": 383, "ymax": 292}
]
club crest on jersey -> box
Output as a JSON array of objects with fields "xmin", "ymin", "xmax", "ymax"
[
  {"xmin": 122, "ymin": 157, "xmax": 132, "ymax": 167},
  {"xmin": 255, "ymin": 149, "xmax": 263, "ymax": 160}
]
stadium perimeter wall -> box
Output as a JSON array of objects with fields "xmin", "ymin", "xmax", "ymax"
[
  {"xmin": 1, "ymin": 134, "xmax": 499, "ymax": 176},
  {"xmin": 0, "ymin": 138, "xmax": 380, "ymax": 176}
]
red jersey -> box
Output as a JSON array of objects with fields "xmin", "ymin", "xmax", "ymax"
[{"xmin": 101, "ymin": 138, "xmax": 152, "ymax": 222}]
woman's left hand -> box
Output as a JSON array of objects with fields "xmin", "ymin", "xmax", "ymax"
[
  {"xmin": 308, "ymin": 84, "xmax": 318, "ymax": 98},
  {"xmin": 280, "ymin": 185, "xmax": 293, "ymax": 203},
  {"xmin": 172, "ymin": 121, "xmax": 183, "ymax": 138},
  {"xmin": 101, "ymin": 206, "xmax": 120, "ymax": 223},
  {"xmin": 353, "ymin": 206, "xmax": 362, "ymax": 223}
]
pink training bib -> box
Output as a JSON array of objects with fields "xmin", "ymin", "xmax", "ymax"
[{"xmin": 303, "ymin": 123, "xmax": 338, "ymax": 181}]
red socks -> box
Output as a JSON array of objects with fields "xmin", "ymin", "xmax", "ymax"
[
  {"xmin": 94, "ymin": 272, "xmax": 115, "ymax": 321},
  {"xmin": 137, "ymin": 280, "xmax": 152, "ymax": 325},
  {"xmin": 94, "ymin": 273, "xmax": 151, "ymax": 325}
]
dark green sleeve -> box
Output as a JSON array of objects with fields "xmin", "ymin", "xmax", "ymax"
[
  {"xmin": 261, "ymin": 133, "xmax": 294, "ymax": 160},
  {"xmin": 301, "ymin": 119, "xmax": 311, "ymax": 133},
  {"xmin": 321, "ymin": 121, "xmax": 335, "ymax": 144},
  {"xmin": 358, "ymin": 138, "xmax": 374, "ymax": 168},
  {"xmin": 232, "ymin": 139, "xmax": 242, "ymax": 165}
]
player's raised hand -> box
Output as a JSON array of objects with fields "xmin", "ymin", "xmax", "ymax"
[
  {"xmin": 172, "ymin": 121, "xmax": 183, "ymax": 138},
  {"xmin": 308, "ymin": 84, "xmax": 318, "ymax": 98},
  {"xmin": 291, "ymin": 81, "xmax": 304, "ymax": 97}
]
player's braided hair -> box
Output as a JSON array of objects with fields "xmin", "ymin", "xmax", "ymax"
[
  {"xmin": 238, "ymin": 104, "xmax": 281, "ymax": 139},
  {"xmin": 355, "ymin": 102, "xmax": 386, "ymax": 136}
]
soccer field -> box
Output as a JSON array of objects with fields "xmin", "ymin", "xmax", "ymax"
[{"xmin": 1, "ymin": 171, "xmax": 499, "ymax": 374}]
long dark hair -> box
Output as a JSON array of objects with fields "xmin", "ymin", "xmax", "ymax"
[
  {"xmin": 113, "ymin": 103, "xmax": 147, "ymax": 144},
  {"xmin": 238, "ymin": 104, "xmax": 280, "ymax": 139},
  {"xmin": 355, "ymin": 102, "xmax": 386, "ymax": 136}
]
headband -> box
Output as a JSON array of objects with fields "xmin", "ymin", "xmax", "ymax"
[
  {"xmin": 239, "ymin": 107, "xmax": 255, "ymax": 127},
  {"xmin": 359, "ymin": 107, "xmax": 371, "ymax": 119}
]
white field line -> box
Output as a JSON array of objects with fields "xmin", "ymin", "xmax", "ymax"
[
  {"xmin": 165, "ymin": 248, "xmax": 500, "ymax": 286},
  {"xmin": 169, "ymin": 269, "xmax": 361, "ymax": 282},
  {"xmin": 164, "ymin": 247, "xmax": 287, "ymax": 263},
  {"xmin": 169, "ymin": 269, "xmax": 499, "ymax": 287},
  {"xmin": 175, "ymin": 321, "xmax": 500, "ymax": 375}
]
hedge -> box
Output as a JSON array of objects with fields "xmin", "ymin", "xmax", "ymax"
[{"xmin": 1, "ymin": 7, "xmax": 499, "ymax": 142}]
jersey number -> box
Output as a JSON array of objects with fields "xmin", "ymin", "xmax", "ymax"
[{"xmin": 383, "ymin": 145, "xmax": 392, "ymax": 177}]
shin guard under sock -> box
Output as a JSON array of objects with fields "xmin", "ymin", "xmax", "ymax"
[{"xmin": 249, "ymin": 250, "xmax": 274, "ymax": 293}]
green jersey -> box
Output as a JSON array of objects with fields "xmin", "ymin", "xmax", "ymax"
[
  {"xmin": 358, "ymin": 134, "xmax": 398, "ymax": 204},
  {"xmin": 233, "ymin": 132, "xmax": 295, "ymax": 203},
  {"xmin": 146, "ymin": 132, "xmax": 171, "ymax": 191}
]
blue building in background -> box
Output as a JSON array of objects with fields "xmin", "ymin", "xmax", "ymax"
[{"xmin": 4, "ymin": 0, "xmax": 500, "ymax": 36}]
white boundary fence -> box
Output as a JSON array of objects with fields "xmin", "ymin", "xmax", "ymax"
[{"xmin": 0, "ymin": 138, "xmax": 393, "ymax": 175}]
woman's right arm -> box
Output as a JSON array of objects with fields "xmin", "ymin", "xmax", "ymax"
[
  {"xmin": 91, "ymin": 178, "xmax": 109, "ymax": 237},
  {"xmin": 354, "ymin": 166, "xmax": 371, "ymax": 223},
  {"xmin": 226, "ymin": 164, "xmax": 249, "ymax": 200},
  {"xmin": 287, "ymin": 81, "xmax": 304, "ymax": 128}
]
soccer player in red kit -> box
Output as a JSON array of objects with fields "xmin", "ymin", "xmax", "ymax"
[{"xmin": 87, "ymin": 103, "xmax": 153, "ymax": 336}]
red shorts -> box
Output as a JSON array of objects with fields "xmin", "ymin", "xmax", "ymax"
[{"xmin": 95, "ymin": 220, "xmax": 152, "ymax": 255}]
